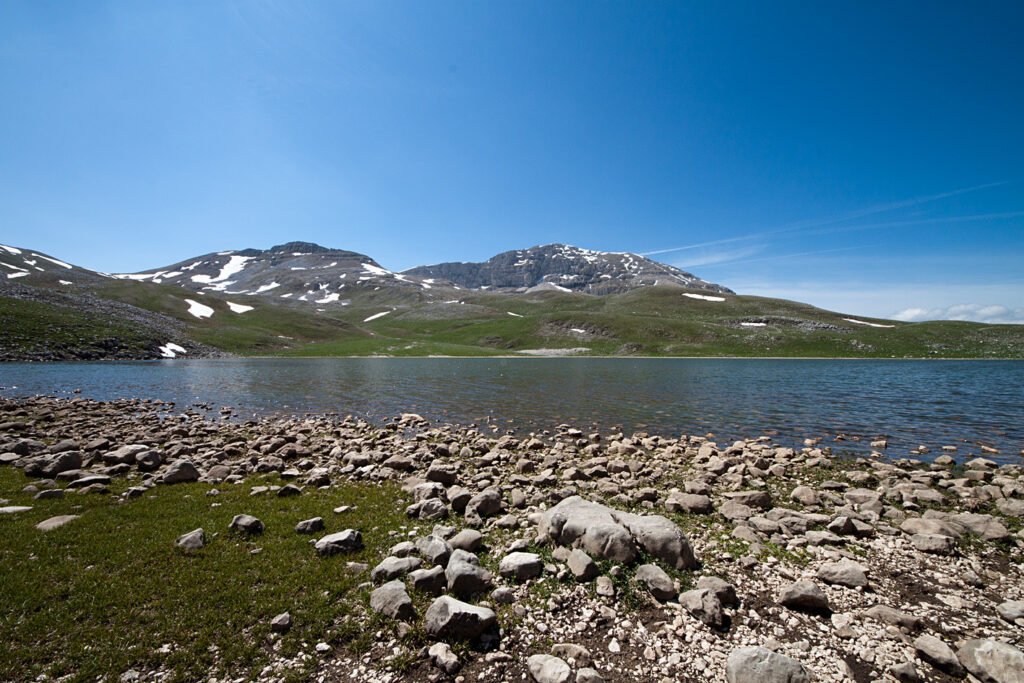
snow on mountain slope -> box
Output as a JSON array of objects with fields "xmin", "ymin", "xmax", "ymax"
[
  {"xmin": 404, "ymin": 243, "xmax": 732, "ymax": 295},
  {"xmin": 115, "ymin": 241, "xmax": 436, "ymax": 304}
]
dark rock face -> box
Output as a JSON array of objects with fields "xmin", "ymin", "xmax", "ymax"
[{"xmin": 403, "ymin": 243, "xmax": 732, "ymax": 295}]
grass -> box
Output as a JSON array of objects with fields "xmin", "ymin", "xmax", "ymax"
[
  {"xmin": 0, "ymin": 468, "xmax": 409, "ymax": 683},
  {"xmin": 0, "ymin": 296, "xmax": 156, "ymax": 358},
  {"xmin": 6, "ymin": 278, "xmax": 1024, "ymax": 359}
]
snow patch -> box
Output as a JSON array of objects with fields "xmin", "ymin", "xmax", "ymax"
[
  {"xmin": 59, "ymin": 280, "xmax": 72, "ymax": 285},
  {"xmin": 362, "ymin": 263, "xmax": 393, "ymax": 277},
  {"xmin": 254, "ymin": 282, "xmax": 280, "ymax": 293},
  {"xmin": 315, "ymin": 293, "xmax": 340, "ymax": 304},
  {"xmin": 507, "ymin": 312, "xmax": 523, "ymax": 317},
  {"xmin": 226, "ymin": 302, "xmax": 254, "ymax": 314},
  {"xmin": 32, "ymin": 253, "xmax": 72, "ymax": 269},
  {"xmin": 843, "ymin": 318, "xmax": 895, "ymax": 328},
  {"xmin": 114, "ymin": 272, "xmax": 156, "ymax": 280},
  {"xmin": 740, "ymin": 322, "xmax": 767, "ymax": 327},
  {"xmin": 570, "ymin": 328, "xmax": 587, "ymax": 334},
  {"xmin": 683, "ymin": 293, "xmax": 726, "ymax": 302},
  {"xmin": 158, "ymin": 343, "xmax": 188, "ymax": 358},
  {"xmin": 363, "ymin": 310, "xmax": 391, "ymax": 322},
  {"xmin": 7, "ymin": 272, "xmax": 29, "ymax": 279},
  {"xmin": 0, "ymin": 244, "xmax": 23, "ymax": 255},
  {"xmin": 190, "ymin": 255, "xmax": 253, "ymax": 290},
  {"xmin": 184, "ymin": 299, "xmax": 215, "ymax": 319}
]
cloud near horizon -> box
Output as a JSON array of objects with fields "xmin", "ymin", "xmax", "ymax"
[{"xmin": 891, "ymin": 304, "xmax": 1024, "ymax": 325}]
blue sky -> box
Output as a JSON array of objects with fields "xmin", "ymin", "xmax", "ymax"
[{"xmin": 1, "ymin": 1, "xmax": 1022, "ymax": 322}]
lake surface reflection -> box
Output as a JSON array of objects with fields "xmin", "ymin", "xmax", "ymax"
[{"xmin": 1, "ymin": 358, "xmax": 1021, "ymax": 461}]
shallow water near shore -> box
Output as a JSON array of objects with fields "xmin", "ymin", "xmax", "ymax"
[{"xmin": 1, "ymin": 357, "xmax": 1022, "ymax": 460}]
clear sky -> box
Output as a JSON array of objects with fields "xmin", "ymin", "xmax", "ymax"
[{"xmin": 2, "ymin": 1, "xmax": 1022, "ymax": 322}]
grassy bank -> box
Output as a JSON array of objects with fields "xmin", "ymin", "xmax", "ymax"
[{"xmin": 0, "ymin": 469, "xmax": 408, "ymax": 683}]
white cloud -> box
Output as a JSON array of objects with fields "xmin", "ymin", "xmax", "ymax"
[
  {"xmin": 891, "ymin": 304, "xmax": 1024, "ymax": 325},
  {"xmin": 673, "ymin": 245, "xmax": 763, "ymax": 268}
]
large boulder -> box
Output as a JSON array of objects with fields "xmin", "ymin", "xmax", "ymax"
[
  {"xmin": 957, "ymin": 639, "xmax": 1024, "ymax": 683},
  {"xmin": 537, "ymin": 496, "xmax": 697, "ymax": 569},
  {"xmin": 424, "ymin": 596, "xmax": 496, "ymax": 640},
  {"xmin": 726, "ymin": 647, "xmax": 811, "ymax": 683}
]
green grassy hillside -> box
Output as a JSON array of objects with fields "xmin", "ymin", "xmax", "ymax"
[{"xmin": 3, "ymin": 277, "xmax": 1022, "ymax": 359}]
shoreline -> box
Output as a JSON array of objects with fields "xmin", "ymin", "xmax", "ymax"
[{"xmin": 1, "ymin": 396, "xmax": 1022, "ymax": 682}]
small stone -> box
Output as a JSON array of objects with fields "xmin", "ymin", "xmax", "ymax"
[
  {"xmin": 270, "ymin": 612, "xmax": 292, "ymax": 633},
  {"xmin": 36, "ymin": 515, "xmax": 79, "ymax": 532},
  {"xmin": 527, "ymin": 654, "xmax": 571, "ymax": 683},
  {"xmin": 428, "ymin": 642, "xmax": 461, "ymax": 674},
  {"xmin": 175, "ymin": 528, "xmax": 205, "ymax": 549},
  {"xmin": 294, "ymin": 517, "xmax": 324, "ymax": 534}
]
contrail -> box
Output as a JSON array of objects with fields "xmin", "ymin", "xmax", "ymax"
[{"xmin": 640, "ymin": 180, "xmax": 1014, "ymax": 257}]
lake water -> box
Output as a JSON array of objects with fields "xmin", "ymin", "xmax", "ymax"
[{"xmin": 1, "ymin": 358, "xmax": 1022, "ymax": 461}]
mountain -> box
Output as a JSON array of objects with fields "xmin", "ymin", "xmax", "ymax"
[
  {"xmin": 403, "ymin": 243, "xmax": 733, "ymax": 295},
  {"xmin": 2, "ymin": 240, "xmax": 1022, "ymax": 361},
  {"xmin": 114, "ymin": 241, "xmax": 436, "ymax": 305}
]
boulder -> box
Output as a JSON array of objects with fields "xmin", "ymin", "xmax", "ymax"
[
  {"xmin": 175, "ymin": 528, "xmax": 205, "ymax": 549},
  {"xmin": 314, "ymin": 529, "xmax": 363, "ymax": 556},
  {"xmin": 725, "ymin": 646, "xmax": 811, "ymax": 683},
  {"xmin": 499, "ymin": 552, "xmax": 543, "ymax": 581},
  {"xmin": 537, "ymin": 496, "xmax": 697, "ymax": 570},
  {"xmin": 696, "ymin": 576, "xmax": 739, "ymax": 607},
  {"xmin": 371, "ymin": 556, "xmax": 422, "ymax": 583},
  {"xmin": 446, "ymin": 549, "xmax": 492, "ymax": 597},
  {"xmin": 680, "ymin": 588, "xmax": 724, "ymax": 628},
  {"xmin": 634, "ymin": 563, "xmax": 675, "ymax": 602},
  {"xmin": 816, "ymin": 559, "xmax": 868, "ymax": 588},
  {"xmin": 527, "ymin": 654, "xmax": 571, "ymax": 683},
  {"xmin": 449, "ymin": 528, "xmax": 483, "ymax": 552},
  {"xmin": 428, "ymin": 642, "xmax": 461, "ymax": 674},
  {"xmin": 270, "ymin": 612, "xmax": 292, "ymax": 633},
  {"xmin": 665, "ymin": 492, "xmax": 713, "ymax": 514},
  {"xmin": 423, "ymin": 596, "xmax": 496, "ymax": 640},
  {"xmin": 567, "ymin": 548, "xmax": 599, "ymax": 581},
  {"xmin": 778, "ymin": 580, "xmax": 830, "ymax": 614},
  {"xmin": 295, "ymin": 517, "xmax": 325, "ymax": 534},
  {"xmin": 913, "ymin": 634, "xmax": 965, "ymax": 677},
  {"xmin": 229, "ymin": 514, "xmax": 264, "ymax": 534},
  {"xmin": 161, "ymin": 459, "xmax": 200, "ymax": 484},
  {"xmin": 370, "ymin": 580, "xmax": 416, "ymax": 621},
  {"xmin": 910, "ymin": 533, "xmax": 956, "ymax": 555},
  {"xmin": 416, "ymin": 535, "xmax": 453, "ymax": 567},
  {"xmin": 996, "ymin": 600, "xmax": 1024, "ymax": 623},
  {"xmin": 464, "ymin": 489, "xmax": 502, "ymax": 524},
  {"xmin": 410, "ymin": 566, "xmax": 446, "ymax": 596},
  {"xmin": 957, "ymin": 639, "xmax": 1024, "ymax": 683}
]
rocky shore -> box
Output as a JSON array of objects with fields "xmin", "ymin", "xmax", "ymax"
[{"xmin": 1, "ymin": 396, "xmax": 1022, "ymax": 683}]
